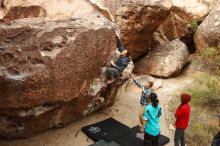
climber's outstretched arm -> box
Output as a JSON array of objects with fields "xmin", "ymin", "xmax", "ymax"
[{"xmin": 129, "ymin": 74, "xmax": 145, "ymax": 91}]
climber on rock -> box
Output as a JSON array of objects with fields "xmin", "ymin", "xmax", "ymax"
[
  {"xmin": 111, "ymin": 37, "xmax": 126, "ymax": 63},
  {"xmin": 105, "ymin": 49, "xmax": 130, "ymax": 84},
  {"xmin": 129, "ymin": 74, "xmax": 154, "ymax": 126}
]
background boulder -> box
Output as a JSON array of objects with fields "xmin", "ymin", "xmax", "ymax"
[
  {"xmin": 153, "ymin": 0, "xmax": 214, "ymax": 47},
  {"xmin": 194, "ymin": 0, "xmax": 220, "ymax": 52},
  {"xmin": 134, "ymin": 39, "xmax": 190, "ymax": 78}
]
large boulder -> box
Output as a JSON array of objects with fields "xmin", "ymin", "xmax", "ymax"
[
  {"xmin": 0, "ymin": 0, "xmax": 118, "ymax": 139},
  {"xmin": 171, "ymin": 0, "xmax": 211, "ymax": 19},
  {"xmin": 88, "ymin": 0, "xmax": 173, "ymax": 59},
  {"xmin": 153, "ymin": 0, "xmax": 214, "ymax": 47},
  {"xmin": 134, "ymin": 39, "xmax": 190, "ymax": 78},
  {"xmin": 87, "ymin": 0, "xmax": 121, "ymax": 21},
  {"xmin": 194, "ymin": 0, "xmax": 220, "ymax": 52}
]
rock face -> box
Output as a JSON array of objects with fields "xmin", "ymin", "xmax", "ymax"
[
  {"xmin": 134, "ymin": 39, "xmax": 190, "ymax": 78},
  {"xmin": 0, "ymin": 0, "xmax": 109, "ymax": 21},
  {"xmin": 171, "ymin": 0, "xmax": 211, "ymax": 19},
  {"xmin": 153, "ymin": 0, "xmax": 214, "ymax": 47},
  {"xmin": 115, "ymin": 0, "xmax": 172, "ymax": 59},
  {"xmin": 194, "ymin": 0, "xmax": 220, "ymax": 52},
  {"xmin": 88, "ymin": 0, "xmax": 173, "ymax": 59},
  {"xmin": 153, "ymin": 7, "xmax": 191, "ymax": 46},
  {"xmin": 0, "ymin": 0, "xmax": 119, "ymax": 139},
  {"xmin": 88, "ymin": 0, "xmax": 216, "ymax": 59},
  {"xmin": 88, "ymin": 0, "xmax": 122, "ymax": 22},
  {"xmin": 1, "ymin": 6, "xmax": 47, "ymax": 22}
]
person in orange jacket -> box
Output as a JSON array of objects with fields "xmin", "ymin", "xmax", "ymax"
[{"xmin": 174, "ymin": 93, "xmax": 191, "ymax": 146}]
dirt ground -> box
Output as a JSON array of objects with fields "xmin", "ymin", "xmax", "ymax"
[{"xmin": 0, "ymin": 73, "xmax": 194, "ymax": 146}]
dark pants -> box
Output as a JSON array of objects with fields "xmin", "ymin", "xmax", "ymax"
[
  {"xmin": 174, "ymin": 128, "xmax": 185, "ymax": 146},
  {"xmin": 144, "ymin": 132, "xmax": 159, "ymax": 146},
  {"xmin": 105, "ymin": 67, "xmax": 120, "ymax": 80},
  {"xmin": 117, "ymin": 38, "xmax": 125, "ymax": 52},
  {"xmin": 212, "ymin": 131, "xmax": 220, "ymax": 146}
]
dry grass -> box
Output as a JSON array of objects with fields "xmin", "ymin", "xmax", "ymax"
[
  {"xmin": 168, "ymin": 72, "xmax": 220, "ymax": 146},
  {"xmin": 200, "ymin": 47, "xmax": 220, "ymax": 75}
]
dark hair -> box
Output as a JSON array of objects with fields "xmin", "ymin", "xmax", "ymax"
[{"xmin": 149, "ymin": 93, "xmax": 159, "ymax": 108}]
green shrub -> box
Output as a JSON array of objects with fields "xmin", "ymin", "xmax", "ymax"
[
  {"xmin": 189, "ymin": 20, "xmax": 198, "ymax": 32},
  {"xmin": 168, "ymin": 73, "xmax": 220, "ymax": 146}
]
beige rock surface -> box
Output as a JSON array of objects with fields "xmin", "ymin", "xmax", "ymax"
[
  {"xmin": 0, "ymin": 0, "xmax": 103, "ymax": 21},
  {"xmin": 153, "ymin": 7, "xmax": 191, "ymax": 46},
  {"xmin": 194, "ymin": 0, "xmax": 220, "ymax": 52},
  {"xmin": 171, "ymin": 0, "xmax": 210, "ymax": 19},
  {"xmin": 134, "ymin": 39, "xmax": 190, "ymax": 78}
]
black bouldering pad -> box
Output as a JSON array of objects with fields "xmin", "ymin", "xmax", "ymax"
[
  {"xmin": 105, "ymin": 142, "xmax": 121, "ymax": 146},
  {"xmin": 130, "ymin": 125, "xmax": 170, "ymax": 146},
  {"xmin": 82, "ymin": 118, "xmax": 130, "ymax": 142},
  {"xmin": 115, "ymin": 134, "xmax": 144, "ymax": 146},
  {"xmin": 89, "ymin": 140, "xmax": 121, "ymax": 146}
]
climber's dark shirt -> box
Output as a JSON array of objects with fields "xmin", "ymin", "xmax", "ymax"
[{"xmin": 114, "ymin": 56, "xmax": 129, "ymax": 72}]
